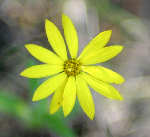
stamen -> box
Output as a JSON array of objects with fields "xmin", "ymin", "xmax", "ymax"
[{"xmin": 64, "ymin": 59, "xmax": 81, "ymax": 76}]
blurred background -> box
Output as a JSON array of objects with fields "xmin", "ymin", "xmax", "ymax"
[{"xmin": 0, "ymin": 0, "xmax": 150, "ymax": 137}]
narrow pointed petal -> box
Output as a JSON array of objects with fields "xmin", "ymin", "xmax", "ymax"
[
  {"xmin": 82, "ymin": 66, "xmax": 125, "ymax": 84},
  {"xmin": 32, "ymin": 72, "xmax": 67, "ymax": 102},
  {"xmin": 50, "ymin": 80, "xmax": 67, "ymax": 114},
  {"xmin": 62, "ymin": 14, "xmax": 78, "ymax": 58},
  {"xmin": 45, "ymin": 19, "xmax": 67, "ymax": 60},
  {"xmin": 80, "ymin": 45, "xmax": 123, "ymax": 65},
  {"xmin": 76, "ymin": 74, "xmax": 95, "ymax": 120},
  {"xmin": 78, "ymin": 30, "xmax": 112, "ymax": 60},
  {"xmin": 20, "ymin": 64, "xmax": 63, "ymax": 78},
  {"xmin": 81, "ymin": 73, "xmax": 123, "ymax": 100},
  {"xmin": 63, "ymin": 76, "xmax": 76, "ymax": 117},
  {"xmin": 25, "ymin": 44, "xmax": 63, "ymax": 65}
]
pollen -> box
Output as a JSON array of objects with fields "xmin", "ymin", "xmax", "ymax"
[{"xmin": 64, "ymin": 59, "xmax": 81, "ymax": 76}]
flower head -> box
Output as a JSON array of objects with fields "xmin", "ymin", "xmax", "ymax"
[{"xmin": 20, "ymin": 14, "xmax": 125, "ymax": 120}]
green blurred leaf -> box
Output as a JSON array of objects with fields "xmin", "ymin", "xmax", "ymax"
[
  {"xmin": 0, "ymin": 90, "xmax": 76, "ymax": 137},
  {"xmin": 0, "ymin": 90, "xmax": 28, "ymax": 117}
]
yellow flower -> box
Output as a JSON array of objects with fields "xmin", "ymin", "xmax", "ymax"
[{"xmin": 20, "ymin": 14, "xmax": 125, "ymax": 120}]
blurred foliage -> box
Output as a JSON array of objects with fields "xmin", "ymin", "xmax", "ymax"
[{"xmin": 0, "ymin": 90, "xmax": 76, "ymax": 137}]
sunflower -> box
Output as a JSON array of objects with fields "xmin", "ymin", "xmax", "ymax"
[{"xmin": 20, "ymin": 14, "xmax": 125, "ymax": 120}]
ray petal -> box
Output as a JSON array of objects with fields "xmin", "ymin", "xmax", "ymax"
[
  {"xmin": 82, "ymin": 66, "xmax": 125, "ymax": 84},
  {"xmin": 25, "ymin": 44, "xmax": 63, "ymax": 65},
  {"xmin": 76, "ymin": 74, "xmax": 95, "ymax": 120},
  {"xmin": 50, "ymin": 79, "xmax": 67, "ymax": 114},
  {"xmin": 63, "ymin": 76, "xmax": 76, "ymax": 117},
  {"xmin": 62, "ymin": 14, "xmax": 78, "ymax": 58},
  {"xmin": 20, "ymin": 64, "xmax": 63, "ymax": 78},
  {"xmin": 32, "ymin": 72, "xmax": 67, "ymax": 102},
  {"xmin": 45, "ymin": 19, "xmax": 67, "ymax": 60},
  {"xmin": 79, "ymin": 45, "xmax": 123, "ymax": 65},
  {"xmin": 81, "ymin": 72, "xmax": 123, "ymax": 100},
  {"xmin": 78, "ymin": 30, "xmax": 112, "ymax": 60}
]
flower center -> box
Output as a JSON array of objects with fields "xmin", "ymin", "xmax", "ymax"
[{"xmin": 64, "ymin": 59, "xmax": 81, "ymax": 76}]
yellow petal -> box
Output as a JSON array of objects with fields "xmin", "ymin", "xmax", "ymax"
[
  {"xmin": 63, "ymin": 76, "xmax": 76, "ymax": 117},
  {"xmin": 20, "ymin": 64, "xmax": 63, "ymax": 78},
  {"xmin": 76, "ymin": 74, "xmax": 95, "ymax": 120},
  {"xmin": 62, "ymin": 14, "xmax": 78, "ymax": 58},
  {"xmin": 32, "ymin": 72, "xmax": 67, "ymax": 102},
  {"xmin": 81, "ymin": 73, "xmax": 123, "ymax": 100},
  {"xmin": 79, "ymin": 45, "xmax": 123, "ymax": 65},
  {"xmin": 25, "ymin": 44, "xmax": 63, "ymax": 65},
  {"xmin": 45, "ymin": 19, "xmax": 67, "ymax": 60},
  {"xmin": 50, "ymin": 79, "xmax": 67, "ymax": 114},
  {"xmin": 78, "ymin": 30, "xmax": 112, "ymax": 60},
  {"xmin": 82, "ymin": 66, "xmax": 125, "ymax": 84}
]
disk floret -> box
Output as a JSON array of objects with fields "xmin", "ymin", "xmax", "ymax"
[{"xmin": 64, "ymin": 59, "xmax": 81, "ymax": 76}]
